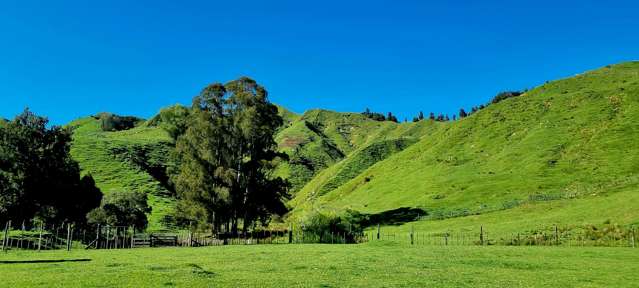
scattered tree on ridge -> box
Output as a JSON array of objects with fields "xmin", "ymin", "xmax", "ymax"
[{"xmin": 459, "ymin": 108, "xmax": 468, "ymax": 118}]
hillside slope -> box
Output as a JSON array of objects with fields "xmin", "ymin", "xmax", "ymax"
[
  {"xmin": 69, "ymin": 116, "xmax": 175, "ymax": 231},
  {"xmin": 69, "ymin": 106, "xmax": 427, "ymax": 230},
  {"xmin": 275, "ymin": 109, "xmax": 434, "ymax": 191},
  {"xmin": 291, "ymin": 62, "xmax": 639, "ymax": 232}
]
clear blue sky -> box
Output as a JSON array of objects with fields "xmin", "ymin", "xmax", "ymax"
[{"xmin": 1, "ymin": 0, "xmax": 638, "ymax": 124}]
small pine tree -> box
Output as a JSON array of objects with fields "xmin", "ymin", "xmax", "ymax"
[{"xmin": 459, "ymin": 108, "xmax": 467, "ymax": 118}]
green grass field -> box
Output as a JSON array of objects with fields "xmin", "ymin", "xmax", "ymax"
[{"xmin": 1, "ymin": 243, "xmax": 638, "ymax": 287}]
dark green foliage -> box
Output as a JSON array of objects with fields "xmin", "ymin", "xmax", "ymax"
[
  {"xmin": 387, "ymin": 112, "xmax": 398, "ymax": 123},
  {"xmin": 87, "ymin": 191, "xmax": 150, "ymax": 228},
  {"xmin": 0, "ymin": 109, "xmax": 102, "ymax": 224},
  {"xmin": 412, "ymin": 112, "xmax": 425, "ymax": 122},
  {"xmin": 147, "ymin": 105, "xmax": 191, "ymax": 141},
  {"xmin": 361, "ymin": 108, "xmax": 386, "ymax": 121},
  {"xmin": 459, "ymin": 108, "xmax": 467, "ymax": 118},
  {"xmin": 172, "ymin": 77, "xmax": 289, "ymax": 233},
  {"xmin": 97, "ymin": 113, "xmax": 143, "ymax": 132},
  {"xmin": 301, "ymin": 210, "xmax": 363, "ymax": 243},
  {"xmin": 491, "ymin": 91, "xmax": 523, "ymax": 104}
]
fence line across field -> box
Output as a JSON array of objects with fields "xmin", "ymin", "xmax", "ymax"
[
  {"xmin": 366, "ymin": 224, "xmax": 638, "ymax": 247},
  {"xmin": 1, "ymin": 220, "xmax": 637, "ymax": 252}
]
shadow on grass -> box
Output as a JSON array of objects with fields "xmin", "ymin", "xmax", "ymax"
[
  {"xmin": 0, "ymin": 259, "xmax": 91, "ymax": 264},
  {"xmin": 354, "ymin": 207, "xmax": 427, "ymax": 227}
]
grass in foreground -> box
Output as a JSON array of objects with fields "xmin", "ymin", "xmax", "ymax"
[{"xmin": 1, "ymin": 243, "xmax": 638, "ymax": 287}]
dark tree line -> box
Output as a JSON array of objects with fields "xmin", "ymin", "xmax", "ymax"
[
  {"xmin": 362, "ymin": 108, "xmax": 398, "ymax": 122},
  {"xmin": 169, "ymin": 77, "xmax": 289, "ymax": 234},
  {"xmin": 408, "ymin": 90, "xmax": 525, "ymax": 122},
  {"xmin": 0, "ymin": 109, "xmax": 102, "ymax": 226}
]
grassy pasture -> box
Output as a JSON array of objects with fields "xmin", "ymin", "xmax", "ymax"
[
  {"xmin": 1, "ymin": 243, "xmax": 638, "ymax": 287},
  {"xmin": 289, "ymin": 62, "xmax": 639, "ymax": 232},
  {"xmin": 68, "ymin": 117, "xmax": 175, "ymax": 230}
]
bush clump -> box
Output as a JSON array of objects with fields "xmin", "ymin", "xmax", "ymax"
[
  {"xmin": 96, "ymin": 112, "xmax": 142, "ymax": 131},
  {"xmin": 87, "ymin": 191, "xmax": 151, "ymax": 228},
  {"xmin": 491, "ymin": 91, "xmax": 523, "ymax": 104},
  {"xmin": 300, "ymin": 211, "xmax": 364, "ymax": 243}
]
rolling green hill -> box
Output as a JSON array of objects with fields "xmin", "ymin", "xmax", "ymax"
[
  {"xmin": 68, "ymin": 105, "xmax": 429, "ymax": 230},
  {"xmin": 68, "ymin": 116, "xmax": 175, "ymax": 231},
  {"xmin": 66, "ymin": 62, "xmax": 639, "ymax": 235},
  {"xmin": 274, "ymin": 109, "xmax": 434, "ymax": 191},
  {"xmin": 289, "ymin": 62, "xmax": 639, "ymax": 234}
]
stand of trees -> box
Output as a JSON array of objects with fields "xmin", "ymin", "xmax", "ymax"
[
  {"xmin": 0, "ymin": 109, "xmax": 102, "ymax": 226},
  {"xmin": 362, "ymin": 108, "xmax": 398, "ymax": 122},
  {"xmin": 170, "ymin": 77, "xmax": 289, "ymax": 234},
  {"xmin": 96, "ymin": 112, "xmax": 143, "ymax": 132}
]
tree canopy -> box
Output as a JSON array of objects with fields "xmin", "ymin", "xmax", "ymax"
[
  {"xmin": 0, "ymin": 109, "xmax": 102, "ymax": 225},
  {"xmin": 170, "ymin": 77, "xmax": 289, "ymax": 234},
  {"xmin": 87, "ymin": 191, "xmax": 150, "ymax": 228}
]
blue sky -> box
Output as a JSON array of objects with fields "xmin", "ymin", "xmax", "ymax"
[{"xmin": 1, "ymin": 0, "xmax": 638, "ymax": 124}]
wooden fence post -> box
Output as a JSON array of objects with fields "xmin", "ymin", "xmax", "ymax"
[
  {"xmin": 410, "ymin": 226, "xmax": 414, "ymax": 245},
  {"xmin": 66, "ymin": 223, "xmax": 71, "ymax": 251},
  {"xmin": 188, "ymin": 222, "xmax": 193, "ymax": 247},
  {"xmin": 96, "ymin": 224, "xmax": 100, "ymax": 249},
  {"xmin": 445, "ymin": 233, "xmax": 448, "ymax": 246},
  {"xmin": 632, "ymin": 227, "xmax": 636, "ymax": 248},
  {"xmin": 106, "ymin": 226, "xmax": 110, "ymax": 249},
  {"xmin": 54, "ymin": 224, "xmax": 59, "ymax": 249},
  {"xmin": 114, "ymin": 227, "xmax": 118, "ymax": 249},
  {"xmin": 480, "ymin": 226, "xmax": 484, "ymax": 246},
  {"xmin": 554, "ymin": 225, "xmax": 559, "ymax": 246},
  {"xmin": 288, "ymin": 225, "xmax": 292, "ymax": 244},
  {"xmin": 38, "ymin": 221, "xmax": 43, "ymax": 251},
  {"xmin": 18, "ymin": 221, "xmax": 25, "ymax": 249},
  {"xmin": 377, "ymin": 224, "xmax": 380, "ymax": 240},
  {"xmin": 2, "ymin": 221, "xmax": 9, "ymax": 252}
]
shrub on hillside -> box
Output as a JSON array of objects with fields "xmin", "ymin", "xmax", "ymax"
[
  {"xmin": 87, "ymin": 191, "xmax": 151, "ymax": 228},
  {"xmin": 147, "ymin": 105, "xmax": 191, "ymax": 141},
  {"xmin": 301, "ymin": 210, "xmax": 363, "ymax": 243},
  {"xmin": 361, "ymin": 108, "xmax": 387, "ymax": 121},
  {"xmin": 491, "ymin": 91, "xmax": 523, "ymax": 104},
  {"xmin": 97, "ymin": 112, "xmax": 142, "ymax": 131}
]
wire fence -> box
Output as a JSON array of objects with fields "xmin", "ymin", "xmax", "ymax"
[
  {"xmin": 0, "ymin": 220, "xmax": 368, "ymax": 252},
  {"xmin": 2, "ymin": 220, "xmax": 636, "ymax": 252},
  {"xmin": 365, "ymin": 225, "xmax": 638, "ymax": 247}
]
